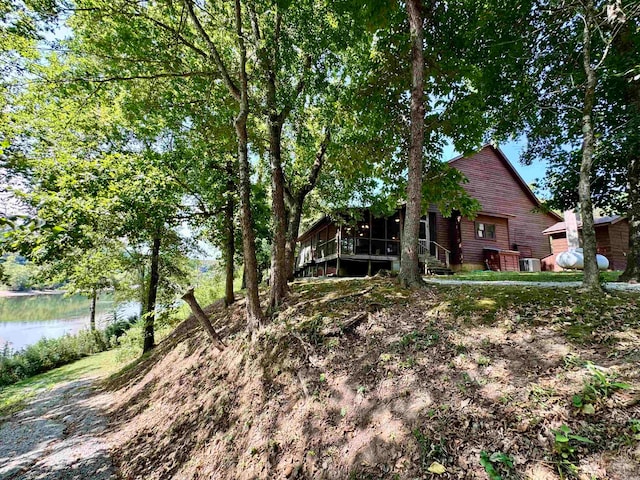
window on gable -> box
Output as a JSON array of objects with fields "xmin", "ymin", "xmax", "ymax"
[{"xmin": 475, "ymin": 222, "xmax": 496, "ymax": 240}]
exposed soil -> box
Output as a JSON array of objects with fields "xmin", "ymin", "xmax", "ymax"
[{"xmin": 102, "ymin": 278, "xmax": 640, "ymax": 480}]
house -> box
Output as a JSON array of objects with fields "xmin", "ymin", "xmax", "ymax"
[
  {"xmin": 295, "ymin": 145, "xmax": 562, "ymax": 277},
  {"xmin": 541, "ymin": 215, "xmax": 629, "ymax": 271}
]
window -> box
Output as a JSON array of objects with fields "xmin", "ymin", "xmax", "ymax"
[{"xmin": 475, "ymin": 222, "xmax": 496, "ymax": 240}]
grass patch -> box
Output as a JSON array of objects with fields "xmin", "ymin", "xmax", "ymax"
[
  {"xmin": 0, "ymin": 349, "xmax": 122, "ymax": 418},
  {"xmin": 452, "ymin": 270, "xmax": 621, "ymax": 283},
  {"xmin": 436, "ymin": 284, "xmax": 639, "ymax": 337}
]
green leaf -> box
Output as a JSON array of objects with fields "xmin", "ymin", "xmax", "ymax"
[
  {"xmin": 568, "ymin": 434, "xmax": 594, "ymax": 444},
  {"xmin": 611, "ymin": 382, "xmax": 631, "ymax": 390}
]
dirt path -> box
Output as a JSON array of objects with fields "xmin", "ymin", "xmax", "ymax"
[{"xmin": 0, "ymin": 377, "xmax": 116, "ymax": 480}]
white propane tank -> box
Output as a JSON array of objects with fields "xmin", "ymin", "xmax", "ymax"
[{"xmin": 556, "ymin": 248, "xmax": 609, "ymax": 270}]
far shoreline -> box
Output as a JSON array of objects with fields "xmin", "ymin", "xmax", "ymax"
[{"xmin": 0, "ymin": 289, "xmax": 66, "ymax": 298}]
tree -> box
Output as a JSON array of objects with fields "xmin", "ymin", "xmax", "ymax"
[
  {"xmin": 534, "ymin": 7, "xmax": 640, "ymax": 282},
  {"xmin": 397, "ymin": 0, "xmax": 426, "ymax": 287},
  {"xmin": 512, "ymin": 0, "xmax": 637, "ymax": 289},
  {"xmin": 2, "ymin": 59, "xmax": 193, "ymax": 351}
]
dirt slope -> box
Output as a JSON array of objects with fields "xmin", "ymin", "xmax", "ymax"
[{"xmin": 102, "ymin": 279, "xmax": 640, "ymax": 480}]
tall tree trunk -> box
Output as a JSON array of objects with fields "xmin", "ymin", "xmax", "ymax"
[
  {"xmin": 620, "ymin": 155, "xmax": 640, "ymax": 281},
  {"xmin": 89, "ymin": 288, "xmax": 97, "ymax": 331},
  {"xmin": 143, "ymin": 236, "xmax": 160, "ymax": 353},
  {"xmin": 619, "ymin": 29, "xmax": 640, "ymax": 282},
  {"xmin": 186, "ymin": 0, "xmax": 264, "ymax": 328},
  {"xmin": 398, "ymin": 0, "xmax": 426, "ymax": 288},
  {"xmin": 578, "ymin": 0, "xmax": 601, "ymax": 291},
  {"xmin": 284, "ymin": 129, "xmax": 330, "ymax": 281},
  {"xmin": 224, "ymin": 164, "xmax": 236, "ymax": 306},
  {"xmin": 268, "ymin": 121, "xmax": 289, "ymax": 311},
  {"xmin": 236, "ymin": 113, "xmax": 264, "ymax": 329},
  {"xmin": 285, "ymin": 199, "xmax": 303, "ymax": 281},
  {"xmin": 139, "ymin": 263, "xmax": 147, "ymax": 315},
  {"xmin": 234, "ymin": 0, "xmax": 264, "ymax": 329}
]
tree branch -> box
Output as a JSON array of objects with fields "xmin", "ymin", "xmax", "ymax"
[{"xmin": 184, "ymin": 0, "xmax": 241, "ymax": 101}]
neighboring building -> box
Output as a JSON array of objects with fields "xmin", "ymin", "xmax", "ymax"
[
  {"xmin": 541, "ymin": 215, "xmax": 629, "ymax": 271},
  {"xmin": 295, "ymin": 145, "xmax": 562, "ymax": 277}
]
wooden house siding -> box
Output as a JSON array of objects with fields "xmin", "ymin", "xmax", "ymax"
[
  {"xmin": 450, "ymin": 146, "xmax": 558, "ymax": 263},
  {"xmin": 544, "ymin": 219, "xmax": 628, "ymax": 271},
  {"xmin": 608, "ymin": 221, "xmax": 629, "ymax": 270},
  {"xmin": 595, "ymin": 226, "xmax": 611, "ymax": 258},
  {"xmin": 550, "ymin": 233, "xmax": 569, "ymax": 254},
  {"xmin": 459, "ymin": 215, "xmax": 510, "ymax": 266}
]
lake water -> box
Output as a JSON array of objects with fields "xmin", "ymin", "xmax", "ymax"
[{"xmin": 0, "ymin": 293, "xmax": 140, "ymax": 352}]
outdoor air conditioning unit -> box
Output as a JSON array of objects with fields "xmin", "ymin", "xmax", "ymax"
[{"xmin": 519, "ymin": 258, "xmax": 541, "ymax": 272}]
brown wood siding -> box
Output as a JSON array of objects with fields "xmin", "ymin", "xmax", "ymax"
[
  {"xmin": 595, "ymin": 226, "xmax": 611, "ymax": 259},
  {"xmin": 451, "ymin": 147, "xmax": 558, "ymax": 261},
  {"xmin": 459, "ymin": 215, "xmax": 510, "ymax": 265},
  {"xmin": 608, "ymin": 221, "xmax": 629, "ymax": 270},
  {"xmin": 551, "ymin": 233, "xmax": 568, "ymax": 254},
  {"xmin": 435, "ymin": 212, "xmax": 451, "ymax": 251}
]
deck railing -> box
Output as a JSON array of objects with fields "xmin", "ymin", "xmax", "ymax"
[{"xmin": 298, "ymin": 237, "xmax": 452, "ymax": 269}]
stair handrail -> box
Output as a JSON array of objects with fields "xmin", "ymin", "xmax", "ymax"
[{"xmin": 430, "ymin": 241, "xmax": 451, "ymax": 268}]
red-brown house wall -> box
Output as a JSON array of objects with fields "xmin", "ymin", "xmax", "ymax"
[
  {"xmin": 608, "ymin": 221, "xmax": 629, "ymax": 271},
  {"xmin": 595, "ymin": 226, "xmax": 611, "ymax": 258},
  {"xmin": 434, "ymin": 212, "xmax": 452, "ymax": 251},
  {"xmin": 451, "ymin": 147, "xmax": 558, "ymax": 264},
  {"xmin": 459, "ymin": 215, "xmax": 510, "ymax": 266},
  {"xmin": 550, "ymin": 233, "xmax": 569, "ymax": 254}
]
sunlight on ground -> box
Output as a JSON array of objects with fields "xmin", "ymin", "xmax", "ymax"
[
  {"xmin": 475, "ymin": 298, "xmax": 497, "ymax": 309},
  {"xmin": 0, "ymin": 349, "xmax": 123, "ymax": 417}
]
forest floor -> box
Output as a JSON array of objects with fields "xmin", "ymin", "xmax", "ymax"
[
  {"xmin": 0, "ymin": 350, "xmax": 121, "ymax": 479},
  {"xmin": 100, "ymin": 278, "xmax": 639, "ymax": 480},
  {"xmin": 1, "ymin": 279, "xmax": 638, "ymax": 480}
]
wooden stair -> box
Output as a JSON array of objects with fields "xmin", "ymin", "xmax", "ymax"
[{"xmin": 423, "ymin": 254, "xmax": 454, "ymax": 276}]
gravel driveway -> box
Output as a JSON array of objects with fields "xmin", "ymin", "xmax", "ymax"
[{"xmin": 0, "ymin": 378, "xmax": 116, "ymax": 480}]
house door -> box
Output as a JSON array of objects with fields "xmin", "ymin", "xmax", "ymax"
[{"xmin": 419, "ymin": 216, "xmax": 429, "ymax": 255}]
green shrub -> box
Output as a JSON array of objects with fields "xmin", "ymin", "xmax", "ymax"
[
  {"xmin": 105, "ymin": 315, "xmax": 139, "ymax": 345},
  {"xmin": 0, "ymin": 329, "xmax": 108, "ymax": 387}
]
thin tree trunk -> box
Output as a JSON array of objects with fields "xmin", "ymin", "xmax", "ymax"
[
  {"xmin": 619, "ymin": 29, "xmax": 640, "ymax": 282},
  {"xmin": 143, "ymin": 236, "xmax": 160, "ymax": 353},
  {"xmin": 398, "ymin": 0, "xmax": 426, "ymax": 288},
  {"xmin": 620, "ymin": 155, "xmax": 640, "ymax": 281},
  {"xmin": 285, "ymin": 200, "xmax": 302, "ymax": 281},
  {"xmin": 268, "ymin": 121, "xmax": 289, "ymax": 311},
  {"xmin": 224, "ymin": 165, "xmax": 236, "ymax": 306},
  {"xmin": 234, "ymin": 0, "xmax": 264, "ymax": 329},
  {"xmin": 139, "ymin": 263, "xmax": 147, "ymax": 315},
  {"xmin": 284, "ymin": 129, "xmax": 330, "ymax": 281},
  {"xmin": 578, "ymin": 0, "xmax": 601, "ymax": 291},
  {"xmin": 186, "ymin": 0, "xmax": 264, "ymax": 328},
  {"xmin": 236, "ymin": 116, "xmax": 263, "ymax": 328},
  {"xmin": 89, "ymin": 288, "xmax": 97, "ymax": 331}
]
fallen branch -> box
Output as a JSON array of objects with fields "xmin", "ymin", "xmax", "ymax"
[
  {"xmin": 181, "ymin": 288, "xmax": 227, "ymax": 351},
  {"xmin": 322, "ymin": 312, "xmax": 369, "ymax": 337}
]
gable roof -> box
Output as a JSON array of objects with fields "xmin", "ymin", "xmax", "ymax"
[
  {"xmin": 542, "ymin": 215, "xmax": 626, "ymax": 235},
  {"xmin": 447, "ymin": 144, "xmax": 563, "ymax": 221}
]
